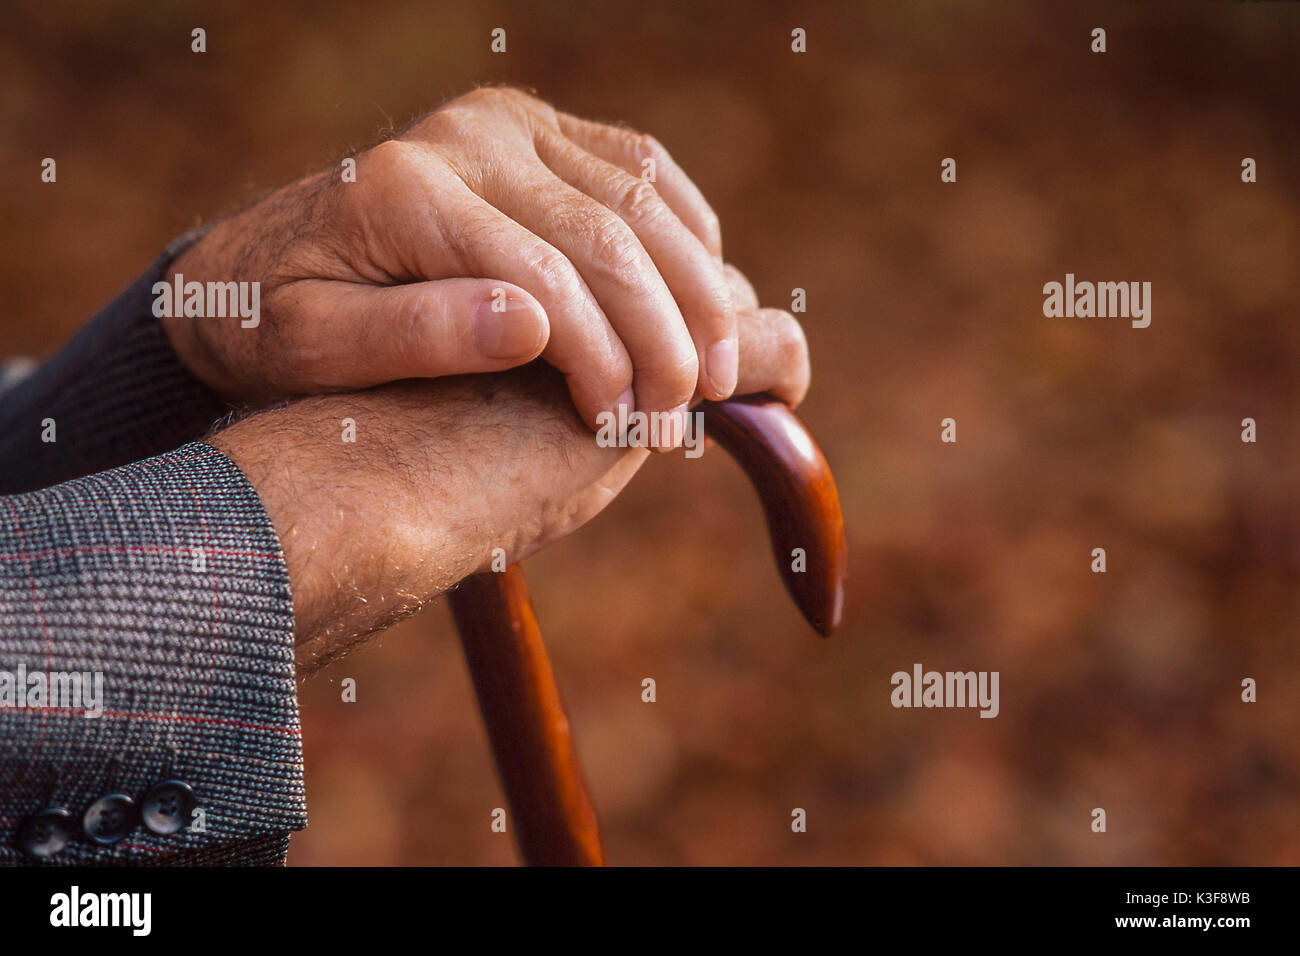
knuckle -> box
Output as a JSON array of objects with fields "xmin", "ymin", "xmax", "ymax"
[
  {"xmin": 610, "ymin": 174, "xmax": 667, "ymax": 225},
  {"xmin": 667, "ymin": 352, "xmax": 701, "ymax": 404},
  {"xmin": 723, "ymin": 263, "xmax": 758, "ymax": 308},
  {"xmin": 634, "ymin": 131, "xmax": 665, "ymax": 163},
  {"xmin": 699, "ymin": 277, "xmax": 737, "ymax": 330},
  {"xmin": 407, "ymin": 284, "xmax": 454, "ymax": 345},
  {"xmin": 775, "ymin": 312, "xmax": 810, "ymax": 367},
  {"xmin": 431, "ymin": 88, "xmax": 516, "ymax": 138},
  {"xmin": 495, "ymin": 85, "xmax": 533, "ymax": 105},
  {"xmin": 360, "ymin": 138, "xmax": 421, "ymax": 182},
  {"xmin": 596, "ymin": 359, "xmax": 635, "ymax": 402},
  {"xmin": 699, "ymin": 206, "xmax": 723, "ymax": 250},
  {"xmin": 642, "ymin": 348, "xmax": 698, "ymax": 406},
  {"xmin": 768, "ymin": 310, "xmax": 811, "ymax": 400},
  {"xmin": 464, "ymin": 86, "xmax": 557, "ymax": 126},
  {"xmin": 519, "ymin": 91, "xmax": 558, "ymax": 126},
  {"xmin": 587, "ymin": 212, "xmax": 646, "ymax": 277},
  {"xmin": 526, "ymin": 245, "xmax": 584, "ymax": 304},
  {"xmin": 461, "ymin": 86, "xmax": 513, "ymax": 109}
]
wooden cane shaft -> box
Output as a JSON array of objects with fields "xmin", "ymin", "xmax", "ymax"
[{"xmin": 448, "ymin": 565, "xmax": 606, "ymax": 866}]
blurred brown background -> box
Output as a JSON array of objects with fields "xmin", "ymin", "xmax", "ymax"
[{"xmin": 2, "ymin": 0, "xmax": 1296, "ymax": 864}]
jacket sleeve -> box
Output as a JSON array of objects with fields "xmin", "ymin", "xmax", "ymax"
[
  {"xmin": 0, "ymin": 441, "xmax": 306, "ymax": 866},
  {"xmin": 0, "ymin": 226, "xmax": 229, "ymax": 496}
]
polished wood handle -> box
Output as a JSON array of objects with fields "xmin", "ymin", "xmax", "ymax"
[
  {"xmin": 700, "ymin": 395, "xmax": 847, "ymax": 636},
  {"xmin": 448, "ymin": 397, "xmax": 847, "ymax": 865}
]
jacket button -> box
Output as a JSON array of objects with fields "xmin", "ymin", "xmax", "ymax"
[
  {"xmin": 83, "ymin": 793, "xmax": 137, "ymax": 845},
  {"xmin": 17, "ymin": 807, "xmax": 74, "ymax": 857},
  {"xmin": 141, "ymin": 780, "xmax": 196, "ymax": 835}
]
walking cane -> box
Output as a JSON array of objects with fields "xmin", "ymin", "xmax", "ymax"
[{"xmin": 447, "ymin": 395, "xmax": 847, "ymax": 865}]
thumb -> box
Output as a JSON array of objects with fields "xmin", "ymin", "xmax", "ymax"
[{"xmin": 287, "ymin": 277, "xmax": 550, "ymax": 389}]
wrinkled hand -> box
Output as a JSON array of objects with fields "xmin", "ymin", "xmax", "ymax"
[
  {"xmin": 208, "ymin": 283, "xmax": 807, "ymax": 673},
  {"xmin": 167, "ymin": 87, "xmax": 737, "ymax": 448}
]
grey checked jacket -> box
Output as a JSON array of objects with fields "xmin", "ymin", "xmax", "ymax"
[{"xmin": 0, "ymin": 231, "xmax": 307, "ymax": 865}]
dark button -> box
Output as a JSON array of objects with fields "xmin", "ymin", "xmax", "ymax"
[
  {"xmin": 82, "ymin": 793, "xmax": 136, "ymax": 845},
  {"xmin": 141, "ymin": 779, "xmax": 196, "ymax": 835},
  {"xmin": 17, "ymin": 807, "xmax": 74, "ymax": 858}
]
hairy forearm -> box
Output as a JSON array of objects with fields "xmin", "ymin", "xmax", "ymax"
[
  {"xmin": 208, "ymin": 391, "xmax": 473, "ymax": 670},
  {"xmin": 207, "ymin": 370, "xmax": 641, "ymax": 673}
]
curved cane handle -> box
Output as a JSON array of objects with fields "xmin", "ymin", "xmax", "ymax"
[
  {"xmin": 448, "ymin": 397, "xmax": 847, "ymax": 865},
  {"xmin": 700, "ymin": 396, "xmax": 847, "ymax": 636}
]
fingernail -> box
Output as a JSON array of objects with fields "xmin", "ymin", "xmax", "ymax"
[
  {"xmin": 613, "ymin": 388, "xmax": 635, "ymax": 416},
  {"xmin": 705, "ymin": 338, "xmax": 738, "ymax": 397},
  {"xmin": 474, "ymin": 297, "xmax": 544, "ymax": 359}
]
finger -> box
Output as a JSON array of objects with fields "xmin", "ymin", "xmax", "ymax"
[
  {"xmin": 555, "ymin": 112, "xmax": 724, "ymax": 260},
  {"xmin": 733, "ymin": 307, "xmax": 811, "ymax": 408},
  {"xmin": 483, "ymin": 161, "xmax": 700, "ymax": 449},
  {"xmin": 373, "ymin": 171, "xmax": 636, "ymax": 429},
  {"xmin": 536, "ymin": 129, "xmax": 738, "ymax": 400},
  {"xmin": 267, "ymin": 277, "xmax": 548, "ymax": 391},
  {"xmin": 723, "ymin": 263, "xmax": 759, "ymax": 313}
]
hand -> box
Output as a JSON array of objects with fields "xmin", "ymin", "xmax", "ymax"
[
  {"xmin": 165, "ymin": 87, "xmax": 737, "ymax": 448},
  {"xmin": 207, "ymin": 291, "xmax": 808, "ymax": 673}
]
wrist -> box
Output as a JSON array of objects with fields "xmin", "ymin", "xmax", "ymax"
[
  {"xmin": 205, "ymin": 394, "xmax": 480, "ymax": 671},
  {"xmin": 158, "ymin": 225, "xmax": 248, "ymax": 402},
  {"xmin": 159, "ymin": 250, "xmax": 211, "ymax": 385}
]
